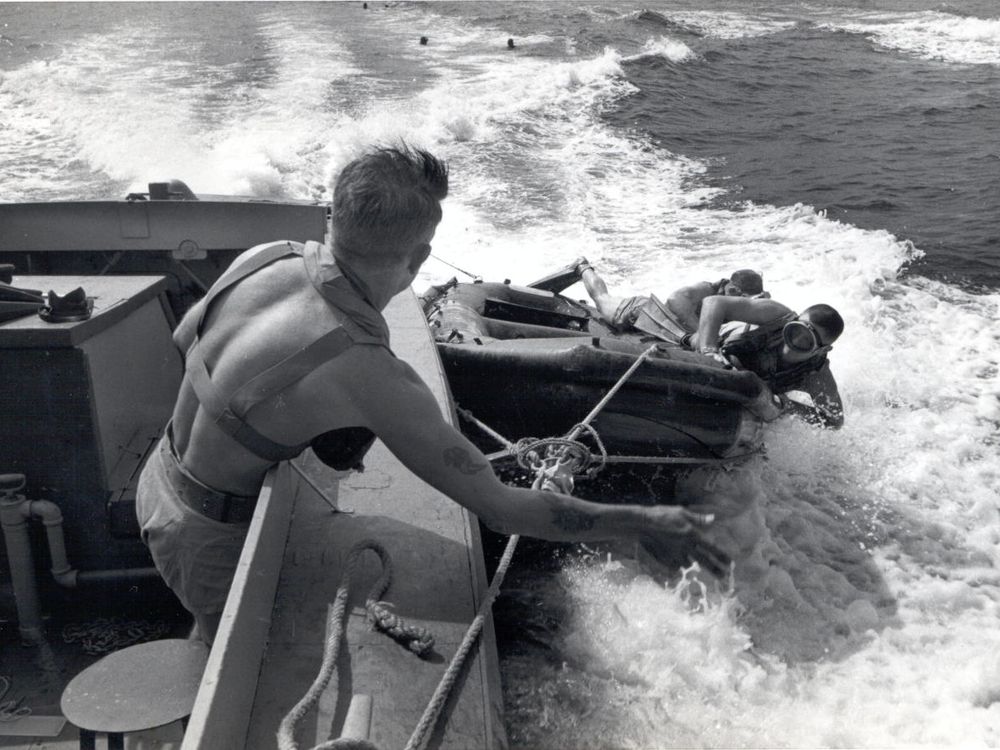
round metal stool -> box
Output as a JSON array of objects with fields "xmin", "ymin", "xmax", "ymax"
[{"xmin": 60, "ymin": 638, "xmax": 208, "ymax": 750}]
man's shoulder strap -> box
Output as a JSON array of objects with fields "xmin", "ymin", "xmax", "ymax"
[
  {"xmin": 193, "ymin": 241, "xmax": 303, "ymax": 338},
  {"xmin": 302, "ymin": 240, "xmax": 391, "ymax": 347}
]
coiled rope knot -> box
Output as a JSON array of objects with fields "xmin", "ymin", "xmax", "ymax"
[
  {"xmin": 365, "ymin": 600, "xmax": 434, "ymax": 657},
  {"xmin": 343, "ymin": 541, "xmax": 436, "ymax": 657}
]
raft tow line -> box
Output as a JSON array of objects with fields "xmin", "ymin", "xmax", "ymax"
[{"xmin": 429, "ymin": 253, "xmax": 479, "ymax": 280}]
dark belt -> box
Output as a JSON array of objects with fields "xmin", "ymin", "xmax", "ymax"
[{"xmin": 160, "ymin": 433, "xmax": 257, "ymax": 524}]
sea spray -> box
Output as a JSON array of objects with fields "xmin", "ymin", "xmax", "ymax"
[
  {"xmin": 823, "ymin": 12, "xmax": 1000, "ymax": 65},
  {"xmin": 501, "ymin": 548, "xmax": 783, "ymax": 750}
]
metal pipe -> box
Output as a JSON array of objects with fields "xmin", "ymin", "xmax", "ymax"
[
  {"xmin": 26, "ymin": 499, "xmax": 75, "ymax": 587},
  {"xmin": 24, "ymin": 499, "xmax": 160, "ymax": 589},
  {"xmin": 1, "ymin": 475, "xmax": 165, "ymax": 644},
  {"xmin": 0, "ymin": 481, "xmax": 44, "ymax": 643}
]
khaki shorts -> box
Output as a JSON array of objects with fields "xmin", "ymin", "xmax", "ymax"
[{"xmin": 135, "ymin": 434, "xmax": 252, "ymax": 617}]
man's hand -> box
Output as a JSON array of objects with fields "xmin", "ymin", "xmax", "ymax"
[
  {"xmin": 699, "ymin": 347, "xmax": 732, "ymax": 367},
  {"xmin": 530, "ymin": 452, "xmax": 577, "ymax": 495},
  {"xmin": 637, "ymin": 506, "xmax": 732, "ymax": 578}
]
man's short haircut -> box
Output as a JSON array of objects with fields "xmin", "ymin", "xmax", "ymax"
[
  {"xmin": 800, "ymin": 303, "xmax": 844, "ymax": 345},
  {"xmin": 332, "ymin": 144, "xmax": 449, "ymax": 264},
  {"xmin": 729, "ymin": 269, "xmax": 764, "ymax": 296}
]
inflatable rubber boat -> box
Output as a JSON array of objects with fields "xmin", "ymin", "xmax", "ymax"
[{"xmin": 422, "ymin": 276, "xmax": 782, "ymax": 464}]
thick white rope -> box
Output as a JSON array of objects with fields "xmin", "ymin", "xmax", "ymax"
[{"xmin": 403, "ymin": 533, "xmax": 520, "ymax": 750}]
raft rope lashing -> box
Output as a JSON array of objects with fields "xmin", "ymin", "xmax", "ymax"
[
  {"xmin": 596, "ymin": 451, "xmax": 759, "ymax": 466},
  {"xmin": 512, "ymin": 424, "xmax": 607, "ymax": 480},
  {"xmin": 458, "ymin": 340, "xmax": 760, "ymax": 469},
  {"xmin": 402, "ymin": 348, "xmax": 663, "ymax": 746},
  {"xmin": 276, "ymin": 540, "xmax": 433, "ymax": 750},
  {"xmin": 463, "ymin": 343, "xmax": 663, "ymax": 474}
]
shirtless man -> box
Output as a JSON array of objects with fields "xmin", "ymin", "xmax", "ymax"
[
  {"xmin": 573, "ymin": 257, "xmax": 764, "ymax": 334},
  {"xmin": 136, "ymin": 146, "xmax": 729, "ymax": 643}
]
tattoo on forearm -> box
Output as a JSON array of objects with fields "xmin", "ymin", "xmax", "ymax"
[
  {"xmin": 551, "ymin": 507, "xmax": 596, "ymax": 533},
  {"xmin": 443, "ymin": 446, "xmax": 488, "ymax": 475}
]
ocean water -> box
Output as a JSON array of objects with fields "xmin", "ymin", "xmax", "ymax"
[{"xmin": 2, "ymin": 1, "xmax": 998, "ymax": 747}]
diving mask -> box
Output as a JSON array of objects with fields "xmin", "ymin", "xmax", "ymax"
[{"xmin": 783, "ymin": 319, "xmax": 830, "ymax": 354}]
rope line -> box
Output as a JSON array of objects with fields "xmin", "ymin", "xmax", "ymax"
[
  {"xmin": 429, "ymin": 253, "xmax": 479, "ymax": 280},
  {"xmin": 570, "ymin": 343, "xmax": 659, "ymax": 441},
  {"xmin": 401, "ymin": 354, "xmax": 665, "ymax": 744},
  {"xmin": 456, "ymin": 406, "xmax": 514, "ymax": 450},
  {"xmin": 403, "ymin": 534, "xmax": 520, "ymax": 750},
  {"xmin": 367, "ymin": 601, "xmax": 434, "ymax": 657},
  {"xmin": 486, "ymin": 446, "xmax": 754, "ymax": 467},
  {"xmin": 277, "ymin": 541, "xmax": 433, "ymax": 750},
  {"xmin": 0, "ymin": 676, "xmax": 30, "ymax": 723},
  {"xmin": 462, "ymin": 343, "xmax": 752, "ymax": 470}
]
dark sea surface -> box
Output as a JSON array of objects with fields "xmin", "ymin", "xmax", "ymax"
[
  {"xmin": 2, "ymin": 2, "xmax": 998, "ymax": 747},
  {"xmin": 611, "ymin": 7, "xmax": 1000, "ymax": 290}
]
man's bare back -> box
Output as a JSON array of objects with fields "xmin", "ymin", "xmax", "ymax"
[{"xmin": 169, "ymin": 243, "xmax": 382, "ymax": 495}]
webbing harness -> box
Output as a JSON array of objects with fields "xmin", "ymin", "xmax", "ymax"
[{"xmin": 184, "ymin": 241, "xmax": 390, "ymax": 462}]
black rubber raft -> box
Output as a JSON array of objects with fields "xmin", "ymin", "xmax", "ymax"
[{"xmin": 422, "ymin": 280, "xmax": 781, "ymax": 462}]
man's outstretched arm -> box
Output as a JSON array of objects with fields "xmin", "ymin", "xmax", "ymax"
[
  {"xmin": 692, "ymin": 295, "xmax": 794, "ymax": 351},
  {"xmin": 342, "ymin": 347, "xmax": 732, "ymax": 575}
]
